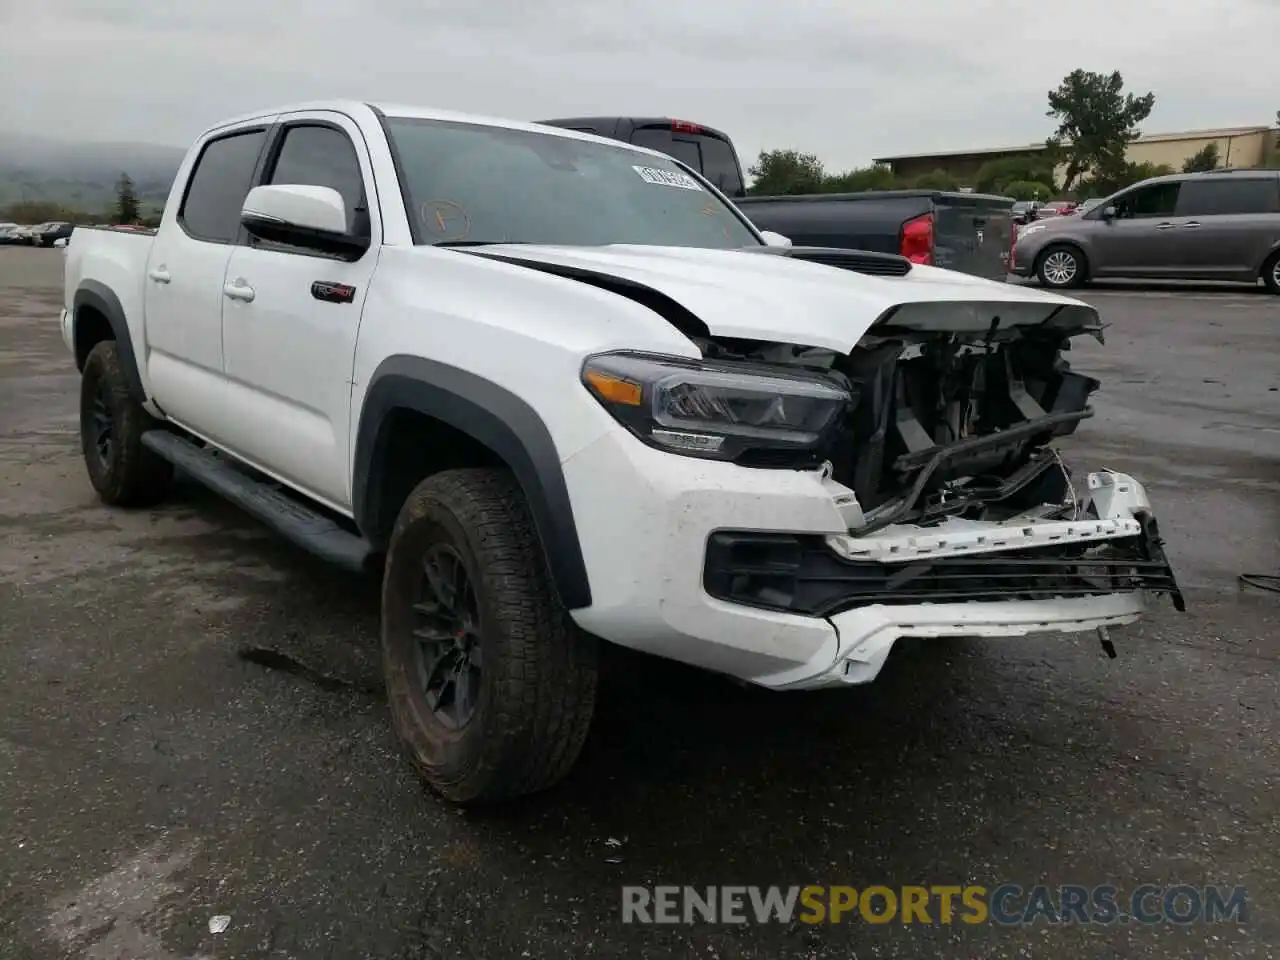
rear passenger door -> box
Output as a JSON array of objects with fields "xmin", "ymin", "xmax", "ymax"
[
  {"xmin": 218, "ymin": 112, "xmax": 379, "ymax": 511},
  {"xmin": 1171, "ymin": 177, "xmax": 1280, "ymax": 280},
  {"xmin": 143, "ymin": 123, "xmax": 270, "ymax": 442}
]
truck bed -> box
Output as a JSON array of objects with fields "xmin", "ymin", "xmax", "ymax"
[
  {"xmin": 737, "ymin": 190, "xmax": 1014, "ymax": 282},
  {"xmin": 62, "ymin": 227, "xmax": 156, "ymax": 365}
]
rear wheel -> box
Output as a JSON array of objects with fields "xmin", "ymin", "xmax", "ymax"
[
  {"xmin": 381, "ymin": 468, "xmax": 598, "ymax": 805},
  {"xmin": 1262, "ymin": 251, "xmax": 1280, "ymax": 295},
  {"xmin": 79, "ymin": 340, "xmax": 173, "ymax": 506},
  {"xmin": 1036, "ymin": 244, "xmax": 1087, "ymax": 289}
]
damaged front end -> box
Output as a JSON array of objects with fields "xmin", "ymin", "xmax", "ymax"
[{"xmin": 689, "ymin": 301, "xmax": 1186, "ymax": 622}]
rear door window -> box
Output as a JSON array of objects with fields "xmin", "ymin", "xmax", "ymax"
[
  {"xmin": 629, "ymin": 128, "xmax": 700, "ymax": 170},
  {"xmin": 698, "ymin": 136, "xmax": 745, "ymax": 196},
  {"xmin": 179, "ymin": 128, "xmax": 268, "ymax": 243},
  {"xmin": 1176, "ymin": 178, "xmax": 1280, "ymax": 216},
  {"xmin": 629, "ymin": 127, "xmax": 744, "ymax": 196}
]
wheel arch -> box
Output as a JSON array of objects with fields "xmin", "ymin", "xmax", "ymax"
[
  {"xmin": 1036, "ymin": 240, "xmax": 1091, "ymax": 283},
  {"xmin": 1257, "ymin": 242, "xmax": 1280, "ymax": 276},
  {"xmin": 352, "ymin": 355, "xmax": 593, "ymax": 610},
  {"xmin": 72, "ymin": 281, "xmax": 146, "ymax": 401}
]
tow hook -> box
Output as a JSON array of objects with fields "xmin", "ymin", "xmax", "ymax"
[{"xmin": 1097, "ymin": 625, "xmax": 1117, "ymax": 659}]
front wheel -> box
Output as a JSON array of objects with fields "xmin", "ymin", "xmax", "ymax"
[
  {"xmin": 79, "ymin": 340, "xmax": 173, "ymax": 506},
  {"xmin": 381, "ymin": 468, "xmax": 598, "ymax": 805},
  {"xmin": 1036, "ymin": 244, "xmax": 1087, "ymax": 289},
  {"xmin": 1262, "ymin": 251, "xmax": 1280, "ymax": 295}
]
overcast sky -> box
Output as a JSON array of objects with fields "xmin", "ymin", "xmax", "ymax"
[{"xmin": 2, "ymin": 0, "xmax": 1277, "ymax": 170}]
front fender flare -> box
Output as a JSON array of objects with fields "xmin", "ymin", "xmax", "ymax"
[
  {"xmin": 352, "ymin": 355, "xmax": 592, "ymax": 610},
  {"xmin": 73, "ymin": 280, "xmax": 146, "ymax": 402}
]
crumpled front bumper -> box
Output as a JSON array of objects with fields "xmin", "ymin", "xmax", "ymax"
[
  {"xmin": 708, "ymin": 470, "xmax": 1185, "ymax": 691},
  {"xmin": 564, "ymin": 423, "xmax": 1182, "ymax": 692}
]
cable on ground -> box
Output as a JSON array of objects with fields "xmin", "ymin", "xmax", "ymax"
[{"xmin": 1239, "ymin": 573, "xmax": 1280, "ymax": 595}]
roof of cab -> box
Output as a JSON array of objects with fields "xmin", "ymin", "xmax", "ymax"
[{"xmin": 198, "ymin": 99, "xmax": 675, "ymax": 162}]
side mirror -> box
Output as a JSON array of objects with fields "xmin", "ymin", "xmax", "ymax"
[
  {"xmin": 1101, "ymin": 205, "xmax": 1117, "ymax": 221},
  {"xmin": 759, "ymin": 229, "xmax": 792, "ymax": 248},
  {"xmin": 241, "ymin": 184, "xmax": 369, "ymax": 259},
  {"xmin": 53, "ymin": 237, "xmax": 69, "ymax": 248}
]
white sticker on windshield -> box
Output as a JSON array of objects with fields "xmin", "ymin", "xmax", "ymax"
[{"xmin": 632, "ymin": 165, "xmax": 704, "ymax": 191}]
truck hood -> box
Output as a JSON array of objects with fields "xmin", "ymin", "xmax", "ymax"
[{"xmin": 453, "ymin": 243, "xmax": 1099, "ymax": 353}]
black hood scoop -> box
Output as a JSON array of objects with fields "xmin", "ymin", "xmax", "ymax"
[{"xmin": 745, "ymin": 245, "xmax": 913, "ymax": 278}]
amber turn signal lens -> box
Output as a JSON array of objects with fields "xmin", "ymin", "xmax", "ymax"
[{"xmin": 584, "ymin": 370, "xmax": 643, "ymax": 406}]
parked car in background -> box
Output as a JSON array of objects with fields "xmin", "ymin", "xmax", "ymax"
[
  {"xmin": 737, "ymin": 190, "xmax": 1015, "ymax": 281},
  {"xmin": 32, "ymin": 221, "xmax": 74, "ymax": 247},
  {"xmin": 1010, "ymin": 169, "xmax": 1280, "ymax": 293},
  {"xmin": 1010, "ymin": 200, "xmax": 1041, "ymax": 225},
  {"xmin": 1036, "ymin": 200, "xmax": 1078, "ymax": 218},
  {"xmin": 14, "ymin": 222, "xmax": 50, "ymax": 244},
  {"xmin": 0, "ymin": 224, "xmax": 28, "ymax": 244},
  {"xmin": 536, "ymin": 116, "xmax": 747, "ymax": 198}
]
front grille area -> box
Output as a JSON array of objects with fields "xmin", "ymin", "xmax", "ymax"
[{"xmin": 703, "ymin": 522, "xmax": 1184, "ymax": 618}]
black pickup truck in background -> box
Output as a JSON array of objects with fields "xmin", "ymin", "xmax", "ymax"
[
  {"xmin": 538, "ymin": 116, "xmax": 1014, "ymax": 281},
  {"xmin": 736, "ymin": 191, "xmax": 1016, "ymax": 282}
]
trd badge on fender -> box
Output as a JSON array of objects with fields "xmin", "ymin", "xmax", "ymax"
[{"xmin": 311, "ymin": 281, "xmax": 357, "ymax": 304}]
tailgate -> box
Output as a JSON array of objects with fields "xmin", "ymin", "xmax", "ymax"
[{"xmin": 931, "ymin": 193, "xmax": 1014, "ymax": 282}]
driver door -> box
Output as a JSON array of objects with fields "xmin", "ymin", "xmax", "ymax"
[
  {"xmin": 218, "ymin": 113, "xmax": 380, "ymax": 512},
  {"xmin": 1090, "ymin": 180, "xmax": 1183, "ymax": 277}
]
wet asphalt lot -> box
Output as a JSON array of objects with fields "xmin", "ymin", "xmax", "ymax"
[{"xmin": 0, "ymin": 245, "xmax": 1278, "ymax": 960}]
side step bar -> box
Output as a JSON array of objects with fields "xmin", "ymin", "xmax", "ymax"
[{"xmin": 140, "ymin": 430, "xmax": 373, "ymax": 573}]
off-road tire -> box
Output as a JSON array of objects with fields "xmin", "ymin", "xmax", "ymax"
[
  {"xmin": 79, "ymin": 340, "xmax": 173, "ymax": 507},
  {"xmin": 1035, "ymin": 243, "xmax": 1088, "ymax": 289},
  {"xmin": 381, "ymin": 467, "xmax": 598, "ymax": 805},
  {"xmin": 1262, "ymin": 251, "xmax": 1280, "ymax": 295}
]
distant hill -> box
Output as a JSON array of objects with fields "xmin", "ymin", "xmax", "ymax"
[{"xmin": 0, "ymin": 132, "xmax": 186, "ymax": 214}]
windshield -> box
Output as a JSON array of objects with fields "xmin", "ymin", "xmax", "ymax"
[{"xmin": 384, "ymin": 117, "xmax": 761, "ymax": 249}]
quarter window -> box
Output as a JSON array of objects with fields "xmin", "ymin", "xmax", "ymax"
[
  {"xmin": 1177, "ymin": 178, "xmax": 1280, "ymax": 216},
  {"xmin": 179, "ymin": 128, "xmax": 268, "ymax": 243}
]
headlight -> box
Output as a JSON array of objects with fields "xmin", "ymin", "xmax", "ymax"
[{"xmin": 581, "ymin": 351, "xmax": 853, "ymax": 464}]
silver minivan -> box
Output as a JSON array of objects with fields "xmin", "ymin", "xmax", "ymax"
[{"xmin": 1011, "ymin": 169, "xmax": 1280, "ymax": 293}]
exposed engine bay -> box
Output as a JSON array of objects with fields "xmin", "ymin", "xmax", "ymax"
[{"xmin": 693, "ymin": 323, "xmax": 1099, "ymax": 535}]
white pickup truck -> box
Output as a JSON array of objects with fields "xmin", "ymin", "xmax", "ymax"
[{"xmin": 61, "ymin": 100, "xmax": 1183, "ymax": 804}]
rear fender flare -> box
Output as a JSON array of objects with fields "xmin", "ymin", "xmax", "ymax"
[
  {"xmin": 73, "ymin": 280, "xmax": 146, "ymax": 401},
  {"xmin": 352, "ymin": 355, "xmax": 592, "ymax": 610}
]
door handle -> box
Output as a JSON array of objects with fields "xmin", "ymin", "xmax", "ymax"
[
  {"xmin": 1182, "ymin": 221, "xmax": 1202, "ymax": 228},
  {"xmin": 148, "ymin": 267, "xmax": 171, "ymax": 283},
  {"xmin": 223, "ymin": 280, "xmax": 255, "ymax": 303},
  {"xmin": 1154, "ymin": 222, "xmax": 1177, "ymax": 230}
]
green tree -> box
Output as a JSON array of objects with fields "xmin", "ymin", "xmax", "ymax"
[
  {"xmin": 1003, "ymin": 180, "xmax": 1055, "ymax": 202},
  {"xmin": 1077, "ymin": 161, "xmax": 1175, "ymax": 199},
  {"xmin": 1045, "ymin": 69, "xmax": 1155, "ymax": 191},
  {"xmin": 747, "ymin": 149, "xmax": 825, "ymax": 195},
  {"xmin": 0, "ymin": 200, "xmax": 78, "ymax": 223},
  {"xmin": 1181, "ymin": 143, "xmax": 1220, "ymax": 173},
  {"xmin": 114, "ymin": 172, "xmax": 139, "ymax": 223},
  {"xmin": 909, "ymin": 169, "xmax": 960, "ymax": 191},
  {"xmin": 974, "ymin": 156, "xmax": 1059, "ymax": 195},
  {"xmin": 822, "ymin": 163, "xmax": 901, "ymax": 193}
]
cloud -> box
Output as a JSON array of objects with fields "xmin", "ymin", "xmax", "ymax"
[{"xmin": 2, "ymin": 0, "xmax": 1276, "ymax": 170}]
